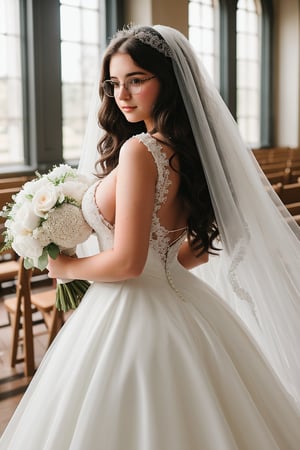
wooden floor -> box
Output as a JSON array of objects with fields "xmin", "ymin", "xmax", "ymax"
[{"xmin": 0, "ymin": 279, "xmax": 68, "ymax": 437}]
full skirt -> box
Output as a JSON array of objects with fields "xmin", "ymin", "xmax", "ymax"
[{"xmin": 1, "ymin": 257, "xmax": 300, "ymax": 449}]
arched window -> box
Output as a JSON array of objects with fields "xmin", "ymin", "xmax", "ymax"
[
  {"xmin": 60, "ymin": 0, "xmax": 106, "ymax": 161},
  {"xmin": 236, "ymin": 0, "xmax": 262, "ymax": 146},
  {"xmin": 188, "ymin": 0, "xmax": 219, "ymax": 84},
  {"xmin": 0, "ymin": 0, "xmax": 24, "ymax": 165}
]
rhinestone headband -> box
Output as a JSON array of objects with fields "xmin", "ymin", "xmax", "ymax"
[{"xmin": 133, "ymin": 29, "xmax": 173, "ymax": 58}]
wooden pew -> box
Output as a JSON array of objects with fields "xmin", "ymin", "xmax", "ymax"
[
  {"xmin": 266, "ymin": 170, "xmax": 291, "ymax": 185},
  {"xmin": 278, "ymin": 183, "xmax": 300, "ymax": 204}
]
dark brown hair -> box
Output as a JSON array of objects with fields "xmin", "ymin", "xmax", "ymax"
[{"xmin": 96, "ymin": 26, "xmax": 219, "ymax": 255}]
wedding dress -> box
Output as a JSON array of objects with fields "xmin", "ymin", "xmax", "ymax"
[{"xmin": 1, "ymin": 133, "xmax": 299, "ymax": 450}]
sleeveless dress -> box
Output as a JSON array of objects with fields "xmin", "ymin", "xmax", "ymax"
[{"xmin": 1, "ymin": 133, "xmax": 300, "ymax": 449}]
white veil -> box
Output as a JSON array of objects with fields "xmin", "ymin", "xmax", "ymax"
[
  {"xmin": 78, "ymin": 25, "xmax": 300, "ymax": 404},
  {"xmin": 154, "ymin": 25, "xmax": 300, "ymax": 403}
]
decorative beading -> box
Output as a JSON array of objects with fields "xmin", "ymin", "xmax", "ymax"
[
  {"xmin": 227, "ymin": 233, "xmax": 260, "ymax": 326},
  {"xmin": 134, "ymin": 30, "xmax": 173, "ymax": 58}
]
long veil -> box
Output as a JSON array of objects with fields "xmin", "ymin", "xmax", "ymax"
[
  {"xmin": 78, "ymin": 25, "xmax": 300, "ymax": 405},
  {"xmin": 154, "ymin": 25, "xmax": 300, "ymax": 404}
]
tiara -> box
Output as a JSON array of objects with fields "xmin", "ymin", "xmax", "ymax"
[{"xmin": 133, "ymin": 29, "xmax": 173, "ymax": 58}]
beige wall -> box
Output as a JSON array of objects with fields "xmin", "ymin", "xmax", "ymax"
[{"xmin": 124, "ymin": 0, "xmax": 188, "ymax": 36}]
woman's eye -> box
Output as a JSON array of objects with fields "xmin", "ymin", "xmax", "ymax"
[
  {"xmin": 129, "ymin": 78, "xmax": 142, "ymax": 86},
  {"xmin": 111, "ymin": 81, "xmax": 120, "ymax": 87}
]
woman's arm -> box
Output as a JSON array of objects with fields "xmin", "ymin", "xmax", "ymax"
[
  {"xmin": 47, "ymin": 138, "xmax": 157, "ymax": 282},
  {"xmin": 177, "ymin": 240, "xmax": 209, "ymax": 270}
]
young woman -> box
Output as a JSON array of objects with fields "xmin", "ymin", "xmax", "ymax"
[{"xmin": 1, "ymin": 25, "xmax": 300, "ymax": 449}]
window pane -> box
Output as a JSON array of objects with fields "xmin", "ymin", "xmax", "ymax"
[
  {"xmin": 236, "ymin": 0, "xmax": 261, "ymax": 146},
  {"xmin": 0, "ymin": 0, "xmax": 24, "ymax": 165},
  {"xmin": 188, "ymin": 0, "xmax": 219, "ymax": 84},
  {"xmin": 60, "ymin": 0, "xmax": 105, "ymax": 161},
  {"xmin": 83, "ymin": 9, "xmax": 99, "ymax": 43},
  {"xmin": 61, "ymin": 42, "xmax": 82, "ymax": 82},
  {"xmin": 60, "ymin": 6, "xmax": 81, "ymax": 42}
]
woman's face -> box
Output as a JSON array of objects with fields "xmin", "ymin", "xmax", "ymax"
[{"xmin": 108, "ymin": 52, "xmax": 161, "ymax": 130}]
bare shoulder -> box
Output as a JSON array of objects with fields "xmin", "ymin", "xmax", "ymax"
[{"xmin": 119, "ymin": 136, "xmax": 156, "ymax": 168}]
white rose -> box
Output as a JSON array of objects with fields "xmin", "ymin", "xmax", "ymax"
[
  {"xmin": 32, "ymin": 185, "xmax": 61, "ymax": 217},
  {"xmin": 61, "ymin": 180, "xmax": 89, "ymax": 203},
  {"xmin": 47, "ymin": 164, "xmax": 75, "ymax": 181},
  {"xmin": 12, "ymin": 235, "xmax": 43, "ymax": 258},
  {"xmin": 32, "ymin": 227, "xmax": 52, "ymax": 247},
  {"xmin": 14, "ymin": 202, "xmax": 40, "ymax": 232},
  {"xmin": 22, "ymin": 177, "xmax": 51, "ymax": 196},
  {"xmin": 9, "ymin": 220, "xmax": 32, "ymax": 238}
]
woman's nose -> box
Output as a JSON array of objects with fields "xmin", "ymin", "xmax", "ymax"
[{"xmin": 117, "ymin": 85, "xmax": 131, "ymax": 100}]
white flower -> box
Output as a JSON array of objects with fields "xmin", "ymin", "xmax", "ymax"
[
  {"xmin": 1, "ymin": 163, "xmax": 93, "ymax": 271},
  {"xmin": 60, "ymin": 180, "xmax": 90, "ymax": 204},
  {"xmin": 34, "ymin": 203, "xmax": 92, "ymax": 249},
  {"xmin": 32, "ymin": 184, "xmax": 62, "ymax": 217},
  {"xmin": 14, "ymin": 202, "xmax": 41, "ymax": 233},
  {"xmin": 12, "ymin": 235, "xmax": 43, "ymax": 258},
  {"xmin": 21, "ymin": 177, "xmax": 51, "ymax": 197},
  {"xmin": 47, "ymin": 164, "xmax": 76, "ymax": 182}
]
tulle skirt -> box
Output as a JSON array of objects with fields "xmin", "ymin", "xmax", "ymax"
[{"xmin": 1, "ymin": 257, "xmax": 299, "ymax": 449}]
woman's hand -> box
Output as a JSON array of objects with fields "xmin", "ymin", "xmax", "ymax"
[{"xmin": 47, "ymin": 254, "xmax": 74, "ymax": 280}]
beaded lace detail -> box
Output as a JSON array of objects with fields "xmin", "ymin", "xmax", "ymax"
[{"xmin": 136, "ymin": 133, "xmax": 186, "ymax": 265}]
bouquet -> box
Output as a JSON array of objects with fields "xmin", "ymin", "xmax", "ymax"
[{"xmin": 0, "ymin": 164, "xmax": 95, "ymax": 311}]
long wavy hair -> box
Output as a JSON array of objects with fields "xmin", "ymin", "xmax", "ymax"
[{"xmin": 96, "ymin": 26, "xmax": 220, "ymax": 255}]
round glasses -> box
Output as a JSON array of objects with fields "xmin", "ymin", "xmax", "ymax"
[{"xmin": 102, "ymin": 76, "xmax": 156, "ymax": 97}]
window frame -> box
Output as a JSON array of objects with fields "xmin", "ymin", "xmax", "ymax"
[
  {"xmin": 0, "ymin": 0, "xmax": 121, "ymax": 176},
  {"xmin": 219, "ymin": 0, "xmax": 273, "ymax": 147}
]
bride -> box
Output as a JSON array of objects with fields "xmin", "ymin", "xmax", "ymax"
[{"xmin": 1, "ymin": 25, "xmax": 300, "ymax": 449}]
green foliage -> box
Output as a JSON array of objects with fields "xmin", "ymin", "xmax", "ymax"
[
  {"xmin": 47, "ymin": 243, "xmax": 60, "ymax": 259},
  {"xmin": 56, "ymin": 279, "xmax": 91, "ymax": 311}
]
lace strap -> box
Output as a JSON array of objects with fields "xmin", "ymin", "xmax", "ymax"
[{"xmin": 136, "ymin": 133, "xmax": 171, "ymax": 211}]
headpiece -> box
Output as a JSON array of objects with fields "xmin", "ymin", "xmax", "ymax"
[{"xmin": 133, "ymin": 27, "xmax": 173, "ymax": 58}]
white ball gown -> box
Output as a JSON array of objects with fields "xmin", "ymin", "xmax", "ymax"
[{"xmin": 1, "ymin": 133, "xmax": 299, "ymax": 449}]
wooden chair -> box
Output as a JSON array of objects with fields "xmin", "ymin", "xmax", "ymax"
[
  {"xmin": 31, "ymin": 286, "xmax": 64, "ymax": 346},
  {"xmin": 4, "ymin": 258, "xmax": 64, "ymax": 376}
]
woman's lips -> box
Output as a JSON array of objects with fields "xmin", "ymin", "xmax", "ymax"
[{"xmin": 122, "ymin": 106, "xmax": 137, "ymax": 112}]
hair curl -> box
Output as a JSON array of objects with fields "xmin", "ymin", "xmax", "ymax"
[{"xmin": 96, "ymin": 26, "xmax": 220, "ymax": 256}]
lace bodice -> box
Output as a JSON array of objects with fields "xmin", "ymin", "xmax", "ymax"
[{"xmin": 82, "ymin": 132, "xmax": 186, "ymax": 267}]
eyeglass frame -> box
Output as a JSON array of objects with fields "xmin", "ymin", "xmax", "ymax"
[{"xmin": 102, "ymin": 76, "xmax": 156, "ymax": 98}]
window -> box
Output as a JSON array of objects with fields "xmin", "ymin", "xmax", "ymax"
[
  {"xmin": 236, "ymin": 0, "xmax": 261, "ymax": 146},
  {"xmin": 60, "ymin": 0, "xmax": 105, "ymax": 161},
  {"xmin": 188, "ymin": 0, "xmax": 219, "ymax": 84},
  {"xmin": 0, "ymin": 0, "xmax": 24, "ymax": 165}
]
